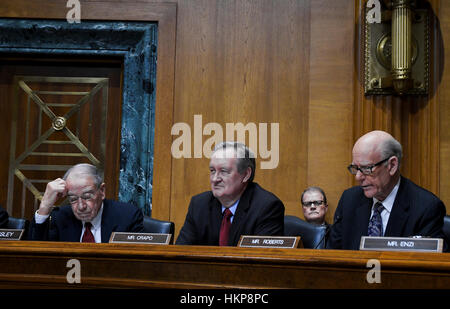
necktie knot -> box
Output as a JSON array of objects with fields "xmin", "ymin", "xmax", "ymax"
[
  {"xmin": 374, "ymin": 202, "xmax": 384, "ymax": 214},
  {"xmin": 223, "ymin": 208, "xmax": 232, "ymax": 220}
]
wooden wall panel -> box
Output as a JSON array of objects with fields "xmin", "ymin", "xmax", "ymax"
[
  {"xmin": 309, "ymin": 0, "xmax": 355, "ymax": 224},
  {"xmin": 437, "ymin": 0, "xmax": 450, "ymax": 213},
  {"xmin": 170, "ymin": 0, "xmax": 311, "ymax": 236}
]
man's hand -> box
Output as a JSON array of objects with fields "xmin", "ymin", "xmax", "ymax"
[{"xmin": 38, "ymin": 178, "xmax": 68, "ymax": 216}]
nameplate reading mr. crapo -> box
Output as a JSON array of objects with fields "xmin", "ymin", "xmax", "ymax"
[
  {"xmin": 109, "ymin": 232, "xmax": 172, "ymax": 245},
  {"xmin": 238, "ymin": 235, "xmax": 302, "ymax": 249}
]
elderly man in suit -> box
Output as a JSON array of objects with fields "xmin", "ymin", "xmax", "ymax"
[
  {"xmin": 176, "ymin": 141, "xmax": 285, "ymax": 246},
  {"xmin": 327, "ymin": 130, "xmax": 446, "ymax": 250},
  {"xmin": 29, "ymin": 163, "xmax": 143, "ymax": 242}
]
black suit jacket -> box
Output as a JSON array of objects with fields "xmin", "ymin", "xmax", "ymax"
[
  {"xmin": 29, "ymin": 199, "xmax": 144, "ymax": 242},
  {"xmin": 176, "ymin": 182, "xmax": 285, "ymax": 246},
  {"xmin": 327, "ymin": 176, "xmax": 446, "ymax": 250},
  {"xmin": 0, "ymin": 205, "xmax": 8, "ymax": 228}
]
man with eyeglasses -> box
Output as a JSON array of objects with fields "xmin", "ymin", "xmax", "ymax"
[
  {"xmin": 301, "ymin": 186, "xmax": 329, "ymax": 226},
  {"xmin": 327, "ymin": 130, "xmax": 447, "ymax": 250},
  {"xmin": 29, "ymin": 163, "xmax": 143, "ymax": 242}
]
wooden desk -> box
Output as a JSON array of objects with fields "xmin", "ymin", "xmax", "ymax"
[{"xmin": 0, "ymin": 241, "xmax": 449, "ymax": 288}]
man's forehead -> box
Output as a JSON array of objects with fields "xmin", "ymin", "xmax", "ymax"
[
  {"xmin": 210, "ymin": 153, "xmax": 237, "ymax": 168},
  {"xmin": 66, "ymin": 173, "xmax": 96, "ymax": 187},
  {"xmin": 303, "ymin": 191, "xmax": 323, "ymax": 200},
  {"xmin": 212, "ymin": 147, "xmax": 238, "ymax": 159}
]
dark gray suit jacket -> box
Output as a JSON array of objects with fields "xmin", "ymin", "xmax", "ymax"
[
  {"xmin": 176, "ymin": 182, "xmax": 285, "ymax": 246},
  {"xmin": 0, "ymin": 206, "xmax": 8, "ymax": 228},
  {"xmin": 29, "ymin": 199, "xmax": 144, "ymax": 242},
  {"xmin": 327, "ymin": 176, "xmax": 446, "ymax": 250}
]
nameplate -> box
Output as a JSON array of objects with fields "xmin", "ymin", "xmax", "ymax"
[
  {"xmin": 238, "ymin": 235, "xmax": 302, "ymax": 249},
  {"xmin": 0, "ymin": 229, "xmax": 24, "ymax": 241},
  {"xmin": 360, "ymin": 236, "xmax": 443, "ymax": 252},
  {"xmin": 109, "ymin": 232, "xmax": 172, "ymax": 245}
]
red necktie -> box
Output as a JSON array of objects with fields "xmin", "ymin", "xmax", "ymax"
[
  {"xmin": 219, "ymin": 208, "xmax": 233, "ymax": 246},
  {"xmin": 82, "ymin": 222, "xmax": 95, "ymax": 243}
]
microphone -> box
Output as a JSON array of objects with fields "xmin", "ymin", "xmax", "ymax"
[{"xmin": 313, "ymin": 214, "xmax": 342, "ymax": 249}]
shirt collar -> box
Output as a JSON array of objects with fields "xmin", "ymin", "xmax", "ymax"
[
  {"xmin": 84, "ymin": 202, "xmax": 103, "ymax": 229},
  {"xmin": 373, "ymin": 178, "xmax": 401, "ymax": 213},
  {"xmin": 222, "ymin": 199, "xmax": 239, "ymax": 216}
]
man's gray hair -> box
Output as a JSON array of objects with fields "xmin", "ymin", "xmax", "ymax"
[
  {"xmin": 379, "ymin": 137, "xmax": 403, "ymax": 167},
  {"xmin": 301, "ymin": 186, "xmax": 327, "ymax": 205},
  {"xmin": 213, "ymin": 141, "xmax": 256, "ymax": 183},
  {"xmin": 63, "ymin": 163, "xmax": 103, "ymax": 187}
]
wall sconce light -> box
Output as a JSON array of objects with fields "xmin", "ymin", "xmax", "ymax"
[{"xmin": 364, "ymin": 0, "xmax": 429, "ymax": 95}]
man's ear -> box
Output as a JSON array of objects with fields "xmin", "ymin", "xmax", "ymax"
[
  {"xmin": 388, "ymin": 156, "xmax": 399, "ymax": 175},
  {"xmin": 99, "ymin": 183, "xmax": 106, "ymax": 200},
  {"xmin": 242, "ymin": 167, "xmax": 252, "ymax": 183}
]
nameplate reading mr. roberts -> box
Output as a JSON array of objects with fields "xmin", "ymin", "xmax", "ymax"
[
  {"xmin": 360, "ymin": 236, "xmax": 443, "ymax": 253},
  {"xmin": 109, "ymin": 232, "xmax": 172, "ymax": 245},
  {"xmin": 238, "ymin": 236, "xmax": 302, "ymax": 249},
  {"xmin": 0, "ymin": 229, "xmax": 24, "ymax": 241}
]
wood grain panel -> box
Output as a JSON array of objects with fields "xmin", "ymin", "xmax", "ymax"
[
  {"xmin": 308, "ymin": 0, "xmax": 355, "ymax": 224},
  {"xmin": 1, "ymin": 241, "xmax": 450, "ymax": 288},
  {"xmin": 170, "ymin": 0, "xmax": 310, "ymax": 237},
  {"xmin": 436, "ymin": 0, "xmax": 450, "ymax": 213}
]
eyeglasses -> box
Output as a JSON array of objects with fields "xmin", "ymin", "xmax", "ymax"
[
  {"xmin": 68, "ymin": 191, "xmax": 97, "ymax": 205},
  {"xmin": 302, "ymin": 200, "xmax": 324, "ymax": 207},
  {"xmin": 347, "ymin": 157, "xmax": 390, "ymax": 176}
]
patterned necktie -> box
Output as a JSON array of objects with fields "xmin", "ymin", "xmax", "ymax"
[
  {"xmin": 368, "ymin": 202, "xmax": 384, "ymax": 237},
  {"xmin": 82, "ymin": 222, "xmax": 95, "ymax": 243},
  {"xmin": 219, "ymin": 208, "xmax": 233, "ymax": 246}
]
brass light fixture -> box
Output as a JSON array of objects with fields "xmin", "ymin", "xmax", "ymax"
[{"xmin": 364, "ymin": 0, "xmax": 429, "ymax": 95}]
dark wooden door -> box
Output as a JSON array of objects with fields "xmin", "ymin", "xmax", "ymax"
[{"xmin": 0, "ymin": 55, "xmax": 123, "ymax": 219}]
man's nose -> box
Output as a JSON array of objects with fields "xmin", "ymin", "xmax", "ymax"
[
  {"xmin": 77, "ymin": 200, "xmax": 87, "ymax": 210},
  {"xmin": 355, "ymin": 170, "xmax": 365, "ymax": 181},
  {"xmin": 211, "ymin": 173, "xmax": 221, "ymax": 183}
]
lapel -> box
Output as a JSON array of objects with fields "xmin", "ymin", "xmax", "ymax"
[
  {"xmin": 209, "ymin": 197, "xmax": 223, "ymax": 244},
  {"xmin": 228, "ymin": 183, "xmax": 254, "ymax": 245},
  {"xmin": 100, "ymin": 200, "xmax": 119, "ymax": 242},
  {"xmin": 58, "ymin": 206, "xmax": 82, "ymax": 242},
  {"xmin": 354, "ymin": 193, "xmax": 372, "ymax": 239},
  {"xmin": 68, "ymin": 218, "xmax": 83, "ymax": 242},
  {"xmin": 385, "ymin": 177, "xmax": 409, "ymax": 236}
]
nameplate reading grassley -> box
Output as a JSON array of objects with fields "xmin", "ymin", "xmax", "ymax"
[
  {"xmin": 360, "ymin": 236, "xmax": 443, "ymax": 252},
  {"xmin": 0, "ymin": 229, "xmax": 24, "ymax": 241},
  {"xmin": 109, "ymin": 232, "xmax": 172, "ymax": 245},
  {"xmin": 238, "ymin": 235, "xmax": 301, "ymax": 249}
]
